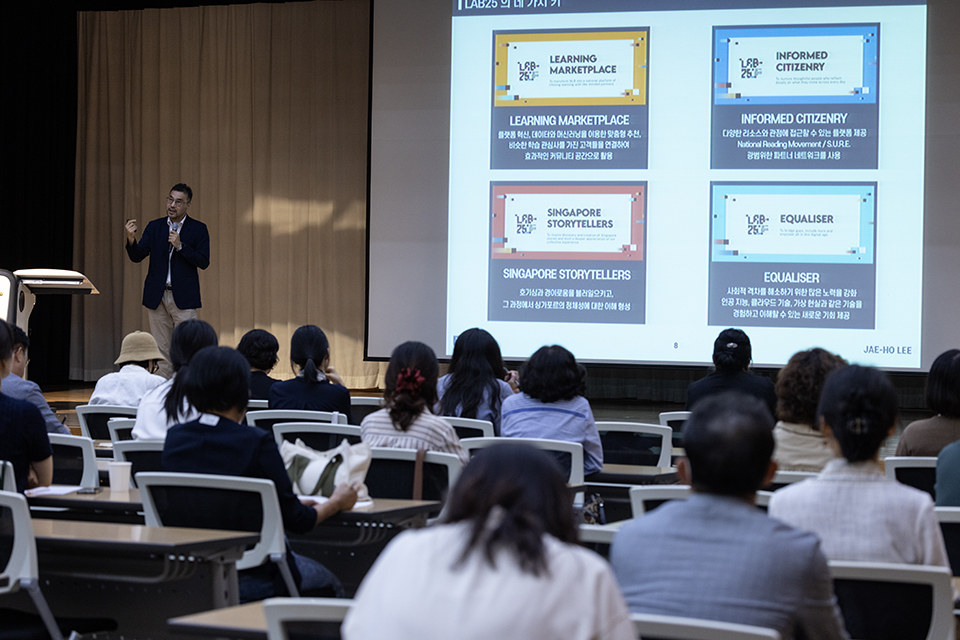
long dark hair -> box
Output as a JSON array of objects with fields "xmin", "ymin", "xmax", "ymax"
[
  {"xmin": 520, "ymin": 345, "xmax": 585, "ymax": 403},
  {"xmin": 818, "ymin": 365, "xmax": 898, "ymax": 462},
  {"xmin": 384, "ymin": 341, "xmax": 439, "ymax": 431},
  {"xmin": 443, "ymin": 443, "xmax": 578, "ymax": 576},
  {"xmin": 290, "ymin": 325, "xmax": 329, "ymax": 385},
  {"xmin": 440, "ymin": 328, "xmax": 505, "ymax": 421},
  {"xmin": 183, "ymin": 347, "xmax": 250, "ymax": 415},
  {"xmin": 926, "ymin": 349, "xmax": 960, "ymax": 418},
  {"xmin": 163, "ymin": 319, "xmax": 219, "ymax": 421}
]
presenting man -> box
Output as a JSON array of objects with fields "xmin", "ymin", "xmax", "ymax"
[
  {"xmin": 610, "ymin": 392, "xmax": 848, "ymax": 640},
  {"xmin": 125, "ymin": 183, "xmax": 210, "ymax": 378}
]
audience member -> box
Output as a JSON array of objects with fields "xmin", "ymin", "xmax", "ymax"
[
  {"xmin": 896, "ymin": 349, "xmax": 960, "ymax": 456},
  {"xmin": 0, "ymin": 319, "xmax": 52, "ymax": 492},
  {"xmin": 437, "ymin": 328, "xmax": 518, "ymax": 435},
  {"xmin": 162, "ymin": 346, "xmax": 358, "ymax": 601},
  {"xmin": 611, "ymin": 392, "xmax": 848, "ymax": 640},
  {"xmin": 237, "ymin": 328, "xmax": 281, "ymax": 400},
  {"xmin": 500, "ymin": 345, "xmax": 602, "ymax": 478},
  {"xmin": 773, "ymin": 348, "xmax": 847, "ymax": 472},
  {"xmin": 343, "ymin": 443, "xmax": 633, "ymax": 640},
  {"xmin": 132, "ymin": 319, "xmax": 217, "ymax": 439},
  {"xmin": 770, "ymin": 365, "xmax": 949, "ymax": 569},
  {"xmin": 89, "ymin": 331, "xmax": 166, "ymax": 406},
  {"xmin": 360, "ymin": 341, "xmax": 468, "ymax": 466},
  {"xmin": 0, "ymin": 325, "xmax": 70, "ymax": 434},
  {"xmin": 686, "ymin": 328, "xmax": 776, "ymax": 417},
  {"xmin": 268, "ymin": 325, "xmax": 352, "ymax": 422}
]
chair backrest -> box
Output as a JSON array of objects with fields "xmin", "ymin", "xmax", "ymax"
[
  {"xmin": 596, "ymin": 421, "xmax": 672, "ymax": 467},
  {"xmin": 1, "ymin": 461, "xmax": 15, "ymax": 492},
  {"xmin": 113, "ymin": 440, "xmax": 165, "ymax": 488},
  {"xmin": 247, "ymin": 399, "xmax": 269, "ymax": 410},
  {"xmin": 264, "ymin": 597, "xmax": 353, "ymax": 640},
  {"xmin": 460, "ymin": 437, "xmax": 585, "ymax": 486},
  {"xmin": 107, "ymin": 417, "xmax": 137, "ymax": 444},
  {"xmin": 764, "ymin": 470, "xmax": 818, "ymax": 491},
  {"xmin": 884, "ymin": 457, "xmax": 937, "ymax": 499},
  {"xmin": 272, "ymin": 423, "xmax": 362, "ymax": 451},
  {"xmin": 48, "ymin": 434, "xmax": 99, "ymax": 488},
  {"xmin": 439, "ymin": 416, "xmax": 495, "ymax": 439},
  {"xmin": 137, "ymin": 472, "xmax": 287, "ymax": 575},
  {"xmin": 630, "ymin": 613, "xmax": 780, "ymax": 640},
  {"xmin": 247, "ymin": 409, "xmax": 348, "ymax": 432},
  {"xmin": 365, "ymin": 448, "xmax": 462, "ymax": 501},
  {"xmin": 659, "ymin": 411, "xmax": 691, "ymax": 430},
  {"xmin": 935, "ymin": 507, "xmax": 960, "ymax": 577},
  {"xmin": 349, "ymin": 397, "xmax": 383, "ymax": 425},
  {"xmin": 75, "ymin": 404, "xmax": 138, "ymax": 440},
  {"xmin": 829, "ymin": 560, "xmax": 954, "ymax": 640},
  {"xmin": 629, "ymin": 485, "xmax": 691, "ymax": 517}
]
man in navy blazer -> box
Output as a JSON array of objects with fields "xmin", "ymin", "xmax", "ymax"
[{"xmin": 125, "ymin": 183, "xmax": 210, "ymax": 378}]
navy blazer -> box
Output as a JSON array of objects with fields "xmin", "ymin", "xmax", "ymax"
[{"xmin": 126, "ymin": 216, "xmax": 210, "ymax": 310}]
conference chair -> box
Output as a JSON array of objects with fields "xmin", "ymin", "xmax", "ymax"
[
  {"xmin": 263, "ymin": 597, "xmax": 353, "ymax": 640},
  {"xmin": 138, "ymin": 472, "xmax": 301, "ymax": 597},
  {"xmin": 629, "ymin": 485, "xmax": 691, "ymax": 517},
  {"xmin": 630, "ymin": 613, "xmax": 780, "ymax": 640},
  {"xmin": 107, "ymin": 417, "xmax": 137, "ymax": 444},
  {"xmin": 935, "ymin": 507, "xmax": 960, "ymax": 577},
  {"xmin": 440, "ymin": 416, "xmax": 495, "ymax": 439},
  {"xmin": 365, "ymin": 448, "xmax": 463, "ymax": 501},
  {"xmin": 884, "ymin": 456, "xmax": 937, "ymax": 500},
  {"xmin": 272, "ymin": 423, "xmax": 362, "ymax": 452},
  {"xmin": 460, "ymin": 437, "xmax": 585, "ymax": 487},
  {"xmin": 247, "ymin": 399, "xmax": 269, "ymax": 410},
  {"xmin": 764, "ymin": 470, "xmax": 818, "ymax": 491},
  {"xmin": 596, "ymin": 421, "xmax": 672, "ymax": 467},
  {"xmin": 349, "ymin": 397, "xmax": 383, "ymax": 425},
  {"xmin": 112, "ymin": 440, "xmax": 165, "ymax": 489},
  {"xmin": 48, "ymin": 434, "xmax": 99, "ymax": 488},
  {"xmin": 246, "ymin": 410, "xmax": 349, "ymax": 433},
  {"xmin": 829, "ymin": 560, "xmax": 954, "ymax": 640},
  {"xmin": 75, "ymin": 404, "xmax": 138, "ymax": 441},
  {"xmin": 1, "ymin": 461, "xmax": 15, "ymax": 492},
  {"xmin": 659, "ymin": 411, "xmax": 691, "ymax": 445},
  {"xmin": 0, "ymin": 490, "xmax": 116, "ymax": 640}
]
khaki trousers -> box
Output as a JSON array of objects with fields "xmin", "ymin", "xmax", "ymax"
[{"xmin": 148, "ymin": 289, "xmax": 198, "ymax": 379}]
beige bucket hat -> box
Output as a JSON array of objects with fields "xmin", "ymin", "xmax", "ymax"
[{"xmin": 115, "ymin": 331, "xmax": 165, "ymax": 364}]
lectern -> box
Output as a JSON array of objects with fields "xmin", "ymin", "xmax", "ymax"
[{"xmin": 0, "ymin": 268, "xmax": 99, "ymax": 333}]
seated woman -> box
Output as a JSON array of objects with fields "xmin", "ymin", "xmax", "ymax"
[
  {"xmin": 0, "ymin": 319, "xmax": 52, "ymax": 492},
  {"xmin": 500, "ymin": 345, "xmax": 602, "ymax": 478},
  {"xmin": 896, "ymin": 349, "xmax": 960, "ymax": 456},
  {"xmin": 769, "ymin": 365, "xmax": 949, "ymax": 567},
  {"xmin": 268, "ymin": 325, "xmax": 353, "ymax": 423},
  {"xmin": 237, "ymin": 329, "xmax": 281, "ymax": 400},
  {"xmin": 89, "ymin": 331, "xmax": 166, "ymax": 406},
  {"xmin": 132, "ymin": 319, "xmax": 218, "ymax": 440},
  {"xmin": 342, "ymin": 443, "xmax": 633, "ymax": 640},
  {"xmin": 162, "ymin": 346, "xmax": 358, "ymax": 602},
  {"xmin": 773, "ymin": 348, "xmax": 847, "ymax": 472},
  {"xmin": 360, "ymin": 341, "xmax": 468, "ymax": 467},
  {"xmin": 436, "ymin": 328, "xmax": 518, "ymax": 435},
  {"xmin": 686, "ymin": 328, "xmax": 777, "ymax": 417}
]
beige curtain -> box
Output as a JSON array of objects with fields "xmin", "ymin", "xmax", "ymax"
[{"xmin": 71, "ymin": 0, "xmax": 386, "ymax": 388}]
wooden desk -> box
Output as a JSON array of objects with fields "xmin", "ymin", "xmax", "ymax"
[
  {"xmin": 168, "ymin": 601, "xmax": 267, "ymax": 639},
  {"xmin": 26, "ymin": 520, "xmax": 258, "ymax": 639},
  {"xmin": 593, "ymin": 464, "xmax": 679, "ymax": 485},
  {"xmin": 28, "ymin": 486, "xmax": 145, "ymax": 523}
]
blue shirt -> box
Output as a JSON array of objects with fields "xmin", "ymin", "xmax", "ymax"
[{"xmin": 2, "ymin": 372, "xmax": 69, "ymax": 434}]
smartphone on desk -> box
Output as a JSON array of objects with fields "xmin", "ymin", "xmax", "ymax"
[{"xmin": 77, "ymin": 487, "xmax": 103, "ymax": 494}]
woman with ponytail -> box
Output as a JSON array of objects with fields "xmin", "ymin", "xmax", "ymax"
[
  {"xmin": 132, "ymin": 319, "xmax": 218, "ymax": 440},
  {"xmin": 769, "ymin": 365, "xmax": 949, "ymax": 568},
  {"xmin": 342, "ymin": 443, "xmax": 633, "ymax": 640},
  {"xmin": 268, "ymin": 325, "xmax": 353, "ymax": 423},
  {"xmin": 360, "ymin": 341, "xmax": 468, "ymax": 467}
]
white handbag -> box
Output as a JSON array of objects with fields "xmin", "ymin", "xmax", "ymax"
[{"xmin": 280, "ymin": 437, "xmax": 371, "ymax": 501}]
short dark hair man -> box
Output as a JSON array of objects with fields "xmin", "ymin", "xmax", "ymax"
[
  {"xmin": 125, "ymin": 183, "xmax": 210, "ymax": 379},
  {"xmin": 0, "ymin": 325, "xmax": 70, "ymax": 434},
  {"xmin": 611, "ymin": 392, "xmax": 848, "ymax": 640}
]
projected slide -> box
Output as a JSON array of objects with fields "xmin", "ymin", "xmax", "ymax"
[
  {"xmin": 491, "ymin": 28, "xmax": 649, "ymax": 169},
  {"xmin": 712, "ymin": 24, "xmax": 880, "ymax": 169},
  {"xmin": 488, "ymin": 183, "xmax": 646, "ymax": 323},
  {"xmin": 708, "ymin": 182, "xmax": 877, "ymax": 329}
]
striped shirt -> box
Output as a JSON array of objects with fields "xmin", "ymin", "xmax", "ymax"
[{"xmin": 360, "ymin": 408, "xmax": 469, "ymax": 467}]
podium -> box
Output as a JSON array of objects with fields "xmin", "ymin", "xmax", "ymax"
[{"xmin": 1, "ymin": 268, "xmax": 99, "ymax": 334}]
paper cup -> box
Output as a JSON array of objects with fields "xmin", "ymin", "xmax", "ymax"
[{"xmin": 109, "ymin": 461, "xmax": 133, "ymax": 492}]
